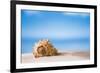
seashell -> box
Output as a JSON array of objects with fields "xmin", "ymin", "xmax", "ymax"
[{"xmin": 33, "ymin": 39, "xmax": 58, "ymax": 58}]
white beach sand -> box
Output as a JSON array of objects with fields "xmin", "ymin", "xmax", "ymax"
[{"xmin": 22, "ymin": 51, "xmax": 90, "ymax": 63}]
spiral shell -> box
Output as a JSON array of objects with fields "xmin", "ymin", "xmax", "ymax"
[{"xmin": 33, "ymin": 39, "xmax": 58, "ymax": 58}]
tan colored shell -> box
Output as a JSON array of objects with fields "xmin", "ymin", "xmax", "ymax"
[{"xmin": 33, "ymin": 39, "xmax": 58, "ymax": 58}]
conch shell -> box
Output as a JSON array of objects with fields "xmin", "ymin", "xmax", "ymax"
[{"xmin": 33, "ymin": 39, "xmax": 58, "ymax": 58}]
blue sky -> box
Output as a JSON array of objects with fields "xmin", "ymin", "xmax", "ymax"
[{"xmin": 21, "ymin": 10, "xmax": 90, "ymax": 40}]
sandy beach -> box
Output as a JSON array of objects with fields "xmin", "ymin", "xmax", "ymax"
[{"xmin": 22, "ymin": 51, "xmax": 90, "ymax": 63}]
